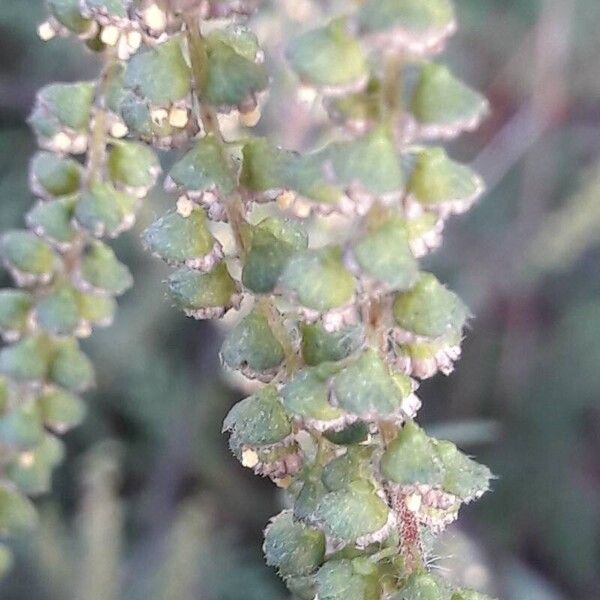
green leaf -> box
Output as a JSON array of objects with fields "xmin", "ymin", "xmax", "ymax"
[
  {"xmin": 143, "ymin": 208, "xmax": 220, "ymax": 269},
  {"xmin": 75, "ymin": 290, "xmax": 116, "ymax": 327},
  {"xmin": 30, "ymin": 152, "xmax": 82, "ymax": 198},
  {"xmin": 392, "ymin": 572, "xmax": 453, "ymax": 600},
  {"xmin": 124, "ymin": 36, "xmax": 191, "ymax": 104},
  {"xmin": 167, "ymin": 263, "xmax": 239, "ymax": 318},
  {"xmin": 1, "ymin": 231, "xmax": 57, "ymax": 281},
  {"xmin": 380, "ymin": 422, "xmax": 443, "ymax": 486},
  {"xmin": 353, "ymin": 216, "xmax": 419, "ymax": 291},
  {"xmin": 0, "ymin": 335, "xmax": 53, "ymax": 382},
  {"xmin": 322, "ymin": 447, "xmax": 374, "ymax": 492},
  {"xmin": 411, "ymin": 64, "xmax": 488, "ymax": 136},
  {"xmin": 50, "ymin": 339, "xmax": 95, "ymax": 393},
  {"xmin": 316, "ymin": 560, "xmax": 380, "ymax": 600},
  {"xmin": 77, "ymin": 242, "xmax": 133, "ymax": 296},
  {"xmin": 75, "ymin": 181, "xmax": 139, "ymax": 238},
  {"xmin": 107, "ymin": 141, "xmax": 160, "ymax": 191},
  {"xmin": 263, "ymin": 510, "xmax": 325, "ymax": 577},
  {"xmin": 221, "ymin": 308, "xmax": 285, "ymax": 376},
  {"xmin": 26, "ymin": 197, "xmax": 78, "ymax": 248},
  {"xmin": 408, "ymin": 147, "xmax": 483, "ymax": 211},
  {"xmin": 32, "ymin": 82, "xmax": 95, "ymax": 131},
  {"xmin": 314, "ymin": 480, "xmax": 390, "ymax": 543},
  {"xmin": 332, "ymin": 349, "xmax": 412, "ymax": 419},
  {"xmin": 0, "ymin": 484, "xmax": 37, "ymax": 535},
  {"xmin": 39, "ymin": 387, "xmax": 86, "ymax": 433},
  {"xmin": 242, "ymin": 217, "xmax": 308, "ymax": 294},
  {"xmin": 167, "ymin": 136, "xmax": 237, "ymax": 196},
  {"xmin": 323, "ymin": 422, "xmax": 370, "ymax": 446},
  {"xmin": 35, "ymin": 285, "xmax": 80, "ymax": 336},
  {"xmin": 393, "ymin": 273, "xmax": 469, "ymax": 339},
  {"xmin": 287, "ymin": 19, "xmax": 368, "ymax": 92},
  {"xmin": 280, "ymin": 247, "xmax": 355, "ymax": 312},
  {"xmin": 0, "ymin": 290, "xmax": 33, "ymax": 339},
  {"xmin": 223, "ymin": 386, "xmax": 291, "ymax": 447}
]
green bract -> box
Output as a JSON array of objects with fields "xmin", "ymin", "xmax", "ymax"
[
  {"xmin": 30, "ymin": 151, "xmax": 82, "ymax": 198},
  {"xmin": 26, "ymin": 197, "xmax": 78, "ymax": 248},
  {"xmin": 263, "ymin": 510, "xmax": 325, "ymax": 577},
  {"xmin": 300, "ymin": 323, "xmax": 364, "ymax": 366},
  {"xmin": 0, "ymin": 290, "xmax": 33, "ymax": 340},
  {"xmin": 107, "ymin": 141, "xmax": 160, "ymax": 193},
  {"xmin": 77, "ymin": 242, "xmax": 133, "ymax": 296},
  {"xmin": 1, "ymin": 231, "xmax": 57, "ymax": 282},
  {"xmin": 316, "ymin": 560, "xmax": 380, "ymax": 600},
  {"xmin": 0, "ymin": 484, "xmax": 38, "ymax": 534},
  {"xmin": 287, "ymin": 19, "xmax": 368, "ymax": 94}
]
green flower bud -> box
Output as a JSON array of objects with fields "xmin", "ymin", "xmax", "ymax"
[
  {"xmin": 242, "ymin": 217, "xmax": 308, "ymax": 294},
  {"xmin": 48, "ymin": 0, "xmax": 93, "ymax": 35},
  {"xmin": 26, "ymin": 197, "xmax": 78, "ymax": 250},
  {"xmin": 0, "ymin": 335, "xmax": 53, "ymax": 383},
  {"xmin": 287, "ymin": 19, "xmax": 368, "ymax": 95},
  {"xmin": 1, "ymin": 231, "xmax": 57, "ymax": 285},
  {"xmin": 392, "ymin": 273, "xmax": 469, "ymax": 340},
  {"xmin": 0, "ymin": 484, "xmax": 37, "ymax": 535},
  {"xmin": 0, "ymin": 290, "xmax": 33, "ymax": 341},
  {"xmin": 301, "ymin": 322, "xmax": 364, "ymax": 366},
  {"xmin": 332, "ymin": 349, "xmax": 418, "ymax": 422},
  {"xmin": 316, "ymin": 559, "xmax": 380, "ymax": 600},
  {"xmin": 380, "ymin": 422, "xmax": 442, "ymax": 487},
  {"xmin": 281, "ymin": 366, "xmax": 345, "ymax": 430},
  {"xmin": 223, "ymin": 386, "xmax": 291, "ymax": 448},
  {"xmin": 143, "ymin": 208, "xmax": 222, "ymax": 270},
  {"xmin": 0, "ymin": 400, "xmax": 44, "ymax": 450},
  {"xmin": 352, "ymin": 216, "xmax": 419, "ymax": 292},
  {"xmin": 50, "ymin": 339, "xmax": 95, "ymax": 393},
  {"xmin": 263, "ymin": 510, "xmax": 326, "ymax": 577},
  {"xmin": 203, "ymin": 28, "xmax": 268, "ymax": 110},
  {"xmin": 29, "ymin": 151, "xmax": 82, "ymax": 199},
  {"xmin": 39, "ymin": 387, "xmax": 86, "ymax": 433},
  {"xmin": 35, "ymin": 285, "xmax": 80, "ymax": 336},
  {"xmin": 6, "ymin": 433, "xmax": 65, "ymax": 496},
  {"xmin": 411, "ymin": 64, "xmax": 488, "ymax": 139},
  {"xmin": 392, "ymin": 573, "xmax": 455, "ymax": 600},
  {"xmin": 323, "ymin": 422, "xmax": 370, "ymax": 446},
  {"xmin": 124, "ymin": 36, "xmax": 191, "ymax": 105},
  {"xmin": 407, "ymin": 147, "xmax": 484, "ymax": 216},
  {"xmin": 358, "ymin": 0, "xmax": 456, "ymax": 56},
  {"xmin": 75, "ymin": 290, "xmax": 116, "ymax": 329},
  {"xmin": 220, "ymin": 308, "xmax": 285, "ymax": 380},
  {"xmin": 322, "ymin": 447, "xmax": 374, "ymax": 492},
  {"xmin": 435, "ymin": 440, "xmax": 492, "ymax": 502},
  {"xmin": 327, "ymin": 127, "xmax": 405, "ymax": 206},
  {"xmin": 75, "ymin": 241, "xmax": 133, "ymax": 296},
  {"xmin": 280, "ymin": 247, "xmax": 356, "ymax": 313},
  {"xmin": 28, "ymin": 82, "xmax": 95, "ymax": 153},
  {"xmin": 107, "ymin": 141, "xmax": 160, "ymax": 196},
  {"xmin": 75, "ymin": 181, "xmax": 139, "ymax": 238},
  {"xmin": 314, "ymin": 480, "xmax": 392, "ymax": 546},
  {"xmin": 167, "ymin": 263, "xmax": 240, "ymax": 319},
  {"xmin": 165, "ymin": 135, "xmax": 237, "ymax": 201}
]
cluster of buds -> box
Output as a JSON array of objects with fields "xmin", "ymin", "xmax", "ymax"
[
  {"xmin": 134, "ymin": 2, "xmax": 494, "ymax": 599},
  {"xmin": 0, "ymin": 0, "xmax": 162, "ymax": 572},
  {"xmin": 0, "ymin": 0, "xmax": 496, "ymax": 595}
]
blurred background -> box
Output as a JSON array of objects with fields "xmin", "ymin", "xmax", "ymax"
[{"xmin": 0, "ymin": 0, "xmax": 598, "ymax": 598}]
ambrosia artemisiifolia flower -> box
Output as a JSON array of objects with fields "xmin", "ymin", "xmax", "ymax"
[{"xmin": 0, "ymin": 0, "xmax": 495, "ymax": 595}]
